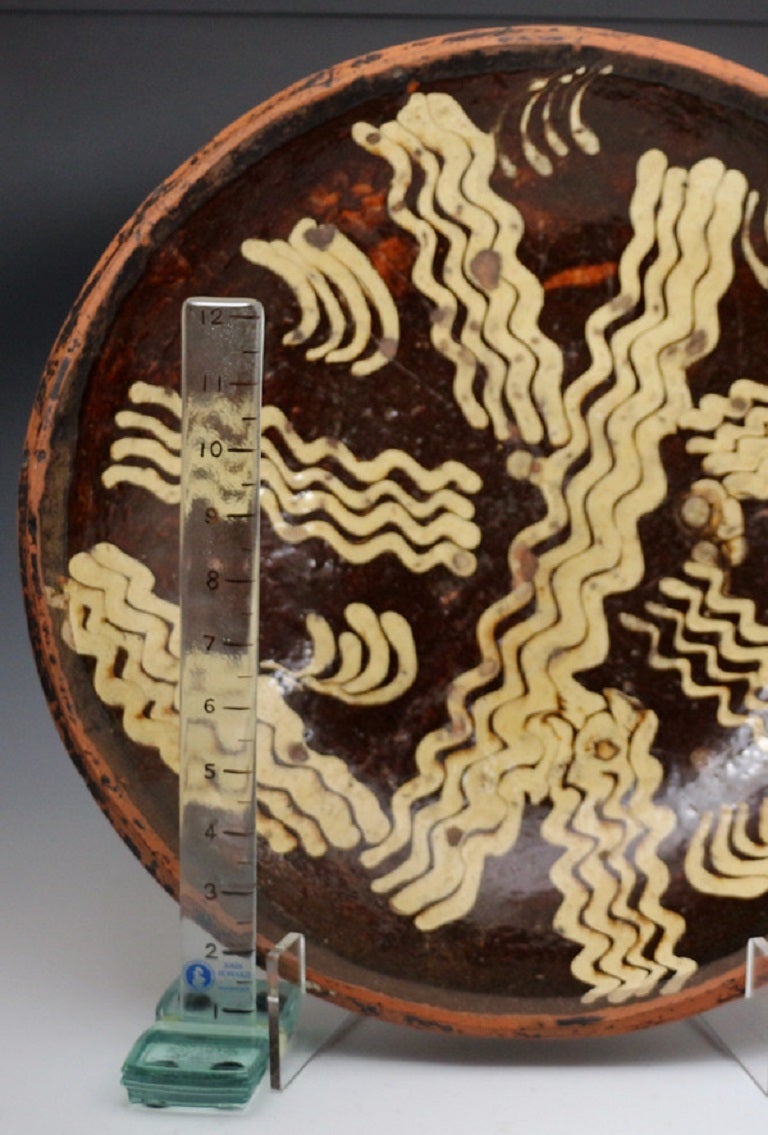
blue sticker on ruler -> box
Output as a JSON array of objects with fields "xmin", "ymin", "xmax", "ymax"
[{"xmin": 183, "ymin": 961, "xmax": 216, "ymax": 991}]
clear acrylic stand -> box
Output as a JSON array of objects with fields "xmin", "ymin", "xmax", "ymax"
[
  {"xmin": 273, "ymin": 933, "xmax": 768, "ymax": 1098},
  {"xmin": 696, "ymin": 935, "xmax": 768, "ymax": 1094},
  {"xmin": 266, "ymin": 933, "xmax": 356, "ymax": 1091}
]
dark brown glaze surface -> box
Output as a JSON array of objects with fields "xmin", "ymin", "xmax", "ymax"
[{"xmin": 19, "ymin": 26, "xmax": 768, "ymax": 1036}]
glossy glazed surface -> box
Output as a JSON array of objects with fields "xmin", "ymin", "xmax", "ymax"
[{"xmin": 20, "ymin": 26, "xmax": 768, "ymax": 1035}]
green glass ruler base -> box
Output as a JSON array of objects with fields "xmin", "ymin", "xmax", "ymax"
[
  {"xmin": 121, "ymin": 1020, "xmax": 267, "ymax": 1110},
  {"xmin": 121, "ymin": 977, "xmax": 300, "ymax": 1110}
]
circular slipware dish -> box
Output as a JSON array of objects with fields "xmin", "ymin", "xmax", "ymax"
[{"xmin": 20, "ymin": 25, "xmax": 768, "ymax": 1038}]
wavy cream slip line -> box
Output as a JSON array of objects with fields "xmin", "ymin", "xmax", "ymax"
[
  {"xmin": 257, "ymin": 674, "xmax": 390, "ymax": 847},
  {"xmin": 498, "ymin": 160, "xmax": 692, "ymax": 730},
  {"xmin": 521, "ymin": 158, "xmax": 742, "ymax": 725},
  {"xmin": 113, "ymin": 408, "xmax": 181, "ymax": 450},
  {"xmin": 541, "ymin": 78, "xmax": 570, "ymax": 160},
  {"xmin": 178, "ymin": 665, "xmax": 392, "ymax": 850},
  {"xmin": 499, "ymin": 146, "xmax": 670, "ymax": 575},
  {"xmin": 713, "ymin": 460, "xmax": 768, "ymax": 502},
  {"xmin": 354, "ymin": 109, "xmax": 522, "ymax": 438},
  {"xmin": 425, "ymin": 90, "xmax": 566, "ymax": 448},
  {"xmin": 686, "ymin": 801, "xmax": 768, "ymax": 898},
  {"xmin": 544, "ymin": 696, "xmax": 693, "ymax": 1003},
  {"xmin": 732, "ymin": 804, "xmax": 768, "ymax": 860},
  {"xmin": 520, "ymin": 74, "xmax": 563, "ymax": 177},
  {"xmin": 686, "ymin": 557, "xmax": 768, "ymax": 627},
  {"xmin": 374, "ymin": 713, "xmax": 568, "ymax": 914},
  {"xmin": 429, "ymin": 698, "xmax": 693, "ymax": 1003},
  {"xmin": 681, "ymin": 377, "xmax": 768, "ymax": 501},
  {"xmin": 367, "ymin": 151, "xmax": 745, "ymax": 1004},
  {"xmin": 423, "ymin": 153, "xmax": 690, "ymax": 772},
  {"xmin": 391, "ymin": 690, "xmax": 694, "ymax": 1006},
  {"xmin": 261, "ymin": 459, "xmax": 480, "ymax": 550},
  {"xmin": 261, "ymin": 435, "xmax": 477, "ymax": 519},
  {"xmin": 103, "ymin": 384, "xmax": 183, "ymax": 501},
  {"xmin": 257, "ymin": 787, "xmax": 326, "ymax": 857},
  {"xmin": 383, "ymin": 773, "xmax": 534, "ymax": 928},
  {"xmin": 260, "ymin": 485, "xmax": 475, "ymax": 577},
  {"xmin": 64, "ymin": 544, "xmax": 181, "ymax": 770},
  {"xmin": 241, "ymin": 219, "xmax": 399, "ymax": 376},
  {"xmin": 400, "ymin": 97, "xmax": 521, "ymax": 440},
  {"xmin": 353, "ymin": 119, "xmax": 483, "ymax": 428},
  {"xmin": 242, "ymin": 236, "xmax": 345, "ymax": 360},
  {"xmin": 102, "ymin": 465, "xmax": 181, "ymax": 504},
  {"xmin": 263, "ymin": 404, "xmax": 482, "ymax": 494},
  {"xmin": 363, "ymin": 148, "xmax": 670, "ymax": 875},
  {"xmin": 394, "ymin": 96, "xmax": 544, "ymax": 444},
  {"xmin": 83, "ymin": 110, "xmax": 766, "ymax": 998},
  {"xmin": 280, "ymin": 246, "xmax": 345, "ymax": 357},
  {"xmin": 359, "ymin": 579, "xmax": 538, "ymax": 876},
  {"xmin": 63, "ymin": 541, "xmax": 392, "ymax": 857},
  {"xmin": 256, "ymin": 797, "xmax": 303, "ymax": 855},
  {"xmin": 520, "ymin": 66, "xmax": 610, "ymax": 176},
  {"xmin": 690, "ymin": 407, "xmax": 768, "ymax": 452},
  {"xmin": 385, "ymin": 740, "xmax": 572, "ymax": 926},
  {"xmin": 549, "ymin": 801, "xmax": 666, "ymax": 1004},
  {"xmin": 693, "ymin": 436, "xmax": 768, "ymax": 474},
  {"xmin": 106, "ymin": 437, "xmax": 180, "ymax": 478},
  {"xmin": 262, "ymin": 435, "xmax": 478, "ymax": 524},
  {"xmin": 690, "ymin": 444, "xmax": 768, "ymax": 503},
  {"xmin": 180, "ymin": 722, "xmax": 341, "ymax": 859},
  {"xmin": 259, "ymin": 410, "xmax": 481, "ymax": 576},
  {"xmin": 619, "ymin": 555, "xmax": 768, "ymax": 732},
  {"xmin": 390, "ymin": 806, "xmax": 527, "ymax": 933},
  {"xmin": 244, "ymin": 240, "xmax": 326, "ymax": 345},
  {"xmin": 271, "ymin": 604, "xmax": 417, "ymax": 705},
  {"xmin": 538, "ymin": 159, "xmax": 747, "ymax": 717},
  {"xmin": 621, "ymin": 612, "xmax": 751, "ymax": 730},
  {"xmin": 423, "ymin": 91, "xmax": 498, "ymax": 248},
  {"xmin": 568, "ymin": 69, "xmax": 609, "ymax": 156},
  {"xmin": 289, "ymin": 219, "xmax": 374, "ymax": 365},
  {"xmin": 68, "ymin": 543, "xmax": 180, "ymax": 680},
  {"xmin": 578, "ymin": 712, "xmax": 685, "ymax": 998},
  {"xmin": 426, "ymin": 92, "xmax": 566, "ymax": 446},
  {"xmin": 129, "ymin": 381, "xmax": 182, "ymax": 416},
  {"xmin": 649, "ymin": 598, "xmax": 763, "ymax": 678},
  {"xmin": 358, "ymin": 150, "xmax": 667, "ymax": 867},
  {"xmin": 366, "ymin": 149, "xmax": 668, "ymax": 883},
  {"xmin": 291, "ymin": 218, "xmax": 399, "ymax": 373},
  {"xmin": 681, "ymin": 377, "xmax": 768, "ymax": 432},
  {"xmin": 103, "ymin": 388, "xmax": 483, "ymax": 575},
  {"xmin": 741, "ymin": 188, "xmax": 768, "ymax": 288},
  {"xmin": 355, "ymin": 93, "xmax": 565, "ymax": 446},
  {"xmin": 257, "ymin": 724, "xmax": 361, "ymax": 852},
  {"xmin": 658, "ymin": 577, "xmax": 768, "ymax": 659}
]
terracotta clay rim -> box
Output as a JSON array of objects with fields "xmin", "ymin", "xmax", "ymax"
[{"xmin": 19, "ymin": 24, "xmax": 768, "ymax": 1037}]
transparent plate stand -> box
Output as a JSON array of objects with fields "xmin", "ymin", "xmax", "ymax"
[
  {"xmin": 696, "ymin": 936, "xmax": 768, "ymax": 1095},
  {"xmin": 265, "ymin": 933, "xmax": 355, "ymax": 1092}
]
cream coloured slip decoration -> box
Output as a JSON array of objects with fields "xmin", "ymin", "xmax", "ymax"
[{"xmin": 60, "ymin": 82, "xmax": 768, "ymax": 1007}]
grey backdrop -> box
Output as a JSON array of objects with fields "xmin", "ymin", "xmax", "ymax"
[{"xmin": 4, "ymin": 6, "xmax": 768, "ymax": 1132}]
